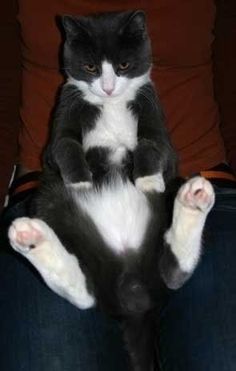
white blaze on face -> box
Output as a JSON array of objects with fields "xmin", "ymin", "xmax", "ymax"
[
  {"xmin": 66, "ymin": 64, "xmax": 150, "ymax": 103},
  {"xmin": 100, "ymin": 61, "xmax": 116, "ymax": 96}
]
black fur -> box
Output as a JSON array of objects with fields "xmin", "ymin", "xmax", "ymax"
[{"xmin": 62, "ymin": 11, "xmax": 152, "ymax": 81}]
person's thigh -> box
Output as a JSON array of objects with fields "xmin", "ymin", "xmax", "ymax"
[
  {"xmin": 158, "ymin": 188, "xmax": 236, "ymax": 371},
  {"xmin": 0, "ymin": 250, "xmax": 128, "ymax": 371}
]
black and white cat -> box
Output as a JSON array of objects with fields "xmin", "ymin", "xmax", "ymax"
[{"xmin": 8, "ymin": 11, "xmax": 215, "ymax": 371}]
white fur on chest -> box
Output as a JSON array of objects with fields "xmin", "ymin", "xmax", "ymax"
[
  {"xmin": 75, "ymin": 178, "xmax": 151, "ymax": 254},
  {"xmin": 67, "ymin": 67, "xmax": 150, "ymax": 164},
  {"xmin": 83, "ymin": 101, "xmax": 137, "ymax": 163}
]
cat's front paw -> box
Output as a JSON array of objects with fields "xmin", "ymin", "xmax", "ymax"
[
  {"xmin": 67, "ymin": 181, "xmax": 93, "ymax": 190},
  {"xmin": 177, "ymin": 176, "xmax": 215, "ymax": 213},
  {"xmin": 8, "ymin": 217, "xmax": 49, "ymax": 254},
  {"xmin": 135, "ymin": 173, "xmax": 165, "ymax": 193}
]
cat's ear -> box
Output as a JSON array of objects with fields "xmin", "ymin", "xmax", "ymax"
[
  {"xmin": 61, "ymin": 15, "xmax": 90, "ymax": 41},
  {"xmin": 121, "ymin": 11, "xmax": 147, "ymax": 38}
]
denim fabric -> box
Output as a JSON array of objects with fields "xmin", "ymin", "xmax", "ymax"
[
  {"xmin": 158, "ymin": 187, "xmax": 236, "ymax": 371},
  {"xmin": 1, "ymin": 187, "xmax": 236, "ymax": 370},
  {"xmin": 0, "ymin": 252, "xmax": 129, "ymax": 371}
]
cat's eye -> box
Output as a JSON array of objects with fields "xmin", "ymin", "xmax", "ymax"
[
  {"xmin": 84, "ymin": 64, "xmax": 98, "ymax": 74},
  {"xmin": 118, "ymin": 62, "xmax": 130, "ymax": 71}
]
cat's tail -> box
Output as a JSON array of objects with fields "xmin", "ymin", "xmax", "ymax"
[
  {"xmin": 117, "ymin": 272, "xmax": 161, "ymax": 370},
  {"xmin": 122, "ymin": 311, "xmax": 160, "ymax": 371}
]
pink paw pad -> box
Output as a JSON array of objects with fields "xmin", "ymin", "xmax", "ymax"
[
  {"xmin": 178, "ymin": 177, "xmax": 215, "ymax": 212},
  {"xmin": 9, "ymin": 218, "xmax": 45, "ymax": 252},
  {"xmin": 15, "ymin": 228, "xmax": 42, "ymax": 248}
]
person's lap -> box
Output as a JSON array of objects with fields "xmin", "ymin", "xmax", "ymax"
[
  {"xmin": 0, "ymin": 250, "xmax": 129, "ymax": 371},
  {"xmin": 158, "ymin": 187, "xmax": 236, "ymax": 371},
  {"xmin": 0, "ymin": 187, "xmax": 236, "ymax": 371}
]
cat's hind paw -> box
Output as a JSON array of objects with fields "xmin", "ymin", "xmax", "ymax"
[
  {"xmin": 177, "ymin": 176, "xmax": 215, "ymax": 213},
  {"xmin": 8, "ymin": 217, "xmax": 49, "ymax": 254}
]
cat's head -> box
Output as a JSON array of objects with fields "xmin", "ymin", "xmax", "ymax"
[{"xmin": 62, "ymin": 11, "xmax": 152, "ymax": 102}]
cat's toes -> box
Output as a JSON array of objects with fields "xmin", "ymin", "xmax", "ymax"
[
  {"xmin": 8, "ymin": 217, "xmax": 46, "ymax": 254},
  {"xmin": 135, "ymin": 173, "xmax": 165, "ymax": 193},
  {"xmin": 178, "ymin": 176, "xmax": 215, "ymax": 213}
]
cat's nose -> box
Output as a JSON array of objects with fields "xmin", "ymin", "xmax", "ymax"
[{"xmin": 102, "ymin": 87, "xmax": 114, "ymax": 96}]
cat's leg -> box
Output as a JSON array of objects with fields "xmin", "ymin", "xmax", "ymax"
[
  {"xmin": 132, "ymin": 85, "xmax": 177, "ymax": 194},
  {"xmin": 8, "ymin": 217, "xmax": 95, "ymax": 309},
  {"xmin": 133, "ymin": 139, "xmax": 166, "ymax": 194},
  {"xmin": 160, "ymin": 176, "xmax": 215, "ymax": 289},
  {"xmin": 53, "ymin": 137, "xmax": 92, "ymax": 189}
]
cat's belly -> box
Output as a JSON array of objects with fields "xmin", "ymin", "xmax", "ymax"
[
  {"xmin": 82, "ymin": 101, "xmax": 138, "ymax": 164},
  {"xmin": 74, "ymin": 177, "xmax": 151, "ymax": 253}
]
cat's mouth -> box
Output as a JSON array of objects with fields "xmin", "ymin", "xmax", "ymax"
[
  {"xmin": 92, "ymin": 90, "xmax": 121, "ymax": 99},
  {"xmin": 89, "ymin": 80, "xmax": 130, "ymax": 101}
]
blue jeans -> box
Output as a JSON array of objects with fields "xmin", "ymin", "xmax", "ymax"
[
  {"xmin": 158, "ymin": 186, "xmax": 236, "ymax": 371},
  {"xmin": 1, "ymin": 187, "xmax": 236, "ymax": 370}
]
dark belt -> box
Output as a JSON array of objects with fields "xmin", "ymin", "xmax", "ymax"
[
  {"xmin": 196, "ymin": 168, "xmax": 236, "ymax": 188},
  {"xmin": 199, "ymin": 170, "xmax": 236, "ymax": 182}
]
